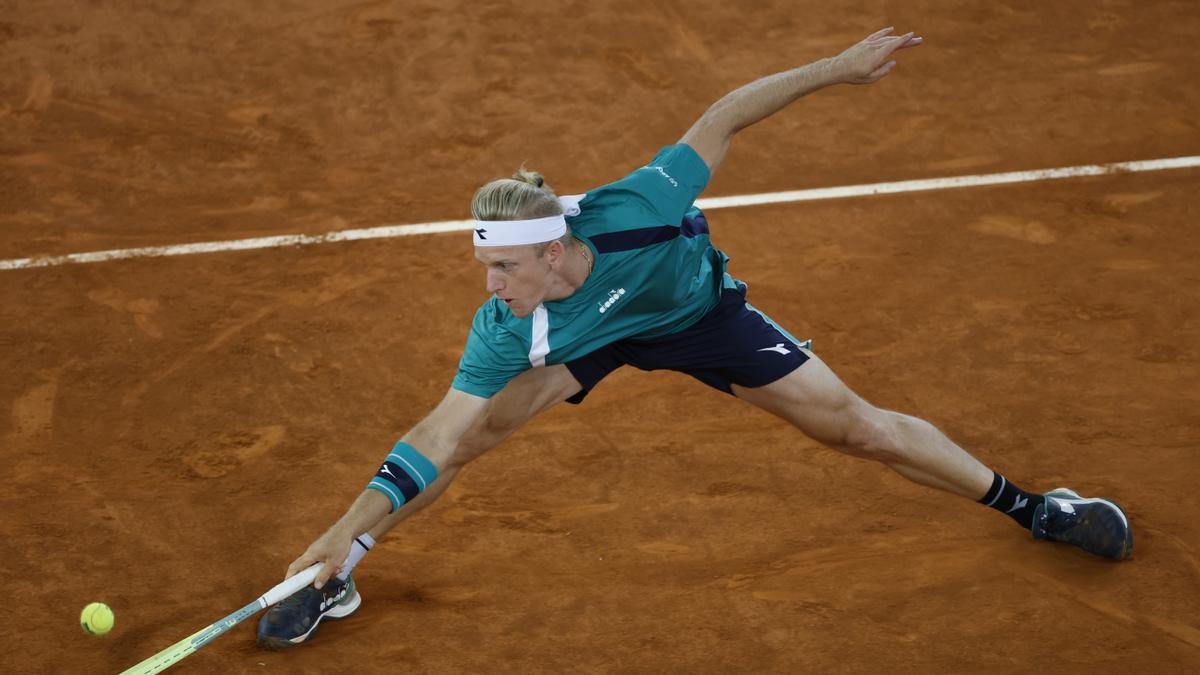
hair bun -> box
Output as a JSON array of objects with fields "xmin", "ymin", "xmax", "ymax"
[
  {"xmin": 472, "ymin": 169, "xmax": 561, "ymax": 222},
  {"xmin": 512, "ymin": 167, "xmax": 548, "ymax": 190}
]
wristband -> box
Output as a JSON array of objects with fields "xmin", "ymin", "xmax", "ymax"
[{"xmin": 366, "ymin": 441, "xmax": 439, "ymax": 513}]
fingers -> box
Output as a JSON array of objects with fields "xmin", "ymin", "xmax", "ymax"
[
  {"xmin": 874, "ymin": 30, "xmax": 921, "ymax": 48},
  {"xmin": 866, "ymin": 27, "xmax": 922, "ymax": 46},
  {"xmin": 886, "ymin": 32, "xmax": 916, "ymax": 49},
  {"xmin": 842, "ymin": 27, "xmax": 919, "ymax": 85},
  {"xmin": 878, "ymin": 32, "xmax": 921, "ymax": 59},
  {"xmin": 313, "ymin": 559, "xmax": 338, "ymax": 590},
  {"xmin": 285, "ymin": 555, "xmax": 314, "ymax": 580}
]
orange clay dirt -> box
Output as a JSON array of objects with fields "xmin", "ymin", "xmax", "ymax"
[{"xmin": 2, "ymin": 2, "xmax": 1199, "ymax": 673}]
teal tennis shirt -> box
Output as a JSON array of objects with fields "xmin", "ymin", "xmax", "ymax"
[{"xmin": 452, "ymin": 143, "xmax": 741, "ymax": 398}]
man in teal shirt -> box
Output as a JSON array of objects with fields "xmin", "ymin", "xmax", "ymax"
[
  {"xmin": 454, "ymin": 143, "xmax": 753, "ymax": 400},
  {"xmin": 259, "ymin": 27, "xmax": 1132, "ymax": 649}
]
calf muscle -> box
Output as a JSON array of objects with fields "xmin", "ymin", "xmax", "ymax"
[{"xmin": 734, "ymin": 353, "xmax": 992, "ymax": 500}]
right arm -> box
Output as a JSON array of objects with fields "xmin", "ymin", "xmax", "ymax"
[
  {"xmin": 284, "ymin": 388, "xmax": 487, "ymax": 587},
  {"xmin": 286, "ymin": 364, "xmax": 581, "ymax": 588}
]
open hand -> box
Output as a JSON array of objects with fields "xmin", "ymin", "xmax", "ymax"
[{"xmin": 834, "ymin": 27, "xmax": 923, "ymax": 85}]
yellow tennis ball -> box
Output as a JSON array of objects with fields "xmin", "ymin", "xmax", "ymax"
[{"xmin": 80, "ymin": 602, "xmax": 115, "ymax": 635}]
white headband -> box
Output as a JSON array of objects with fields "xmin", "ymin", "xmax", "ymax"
[{"xmin": 473, "ymin": 194, "xmax": 585, "ymax": 247}]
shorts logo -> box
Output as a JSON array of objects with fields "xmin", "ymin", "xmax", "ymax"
[
  {"xmin": 757, "ymin": 343, "xmax": 791, "ymax": 355},
  {"xmin": 598, "ymin": 288, "xmax": 626, "ymax": 314},
  {"xmin": 644, "ymin": 165, "xmax": 678, "ymax": 187}
]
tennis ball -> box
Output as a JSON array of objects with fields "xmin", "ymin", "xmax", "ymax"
[{"xmin": 80, "ymin": 602, "xmax": 115, "ymax": 635}]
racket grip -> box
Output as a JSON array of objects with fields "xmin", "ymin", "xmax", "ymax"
[{"xmin": 260, "ymin": 563, "xmax": 323, "ymax": 607}]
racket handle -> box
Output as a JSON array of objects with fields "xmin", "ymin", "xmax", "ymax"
[{"xmin": 260, "ymin": 563, "xmax": 322, "ymax": 607}]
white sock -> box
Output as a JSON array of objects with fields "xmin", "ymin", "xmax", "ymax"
[{"xmin": 337, "ymin": 532, "xmax": 376, "ymax": 581}]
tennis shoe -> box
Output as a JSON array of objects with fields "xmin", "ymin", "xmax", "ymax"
[
  {"xmin": 1031, "ymin": 487, "xmax": 1132, "ymax": 561},
  {"xmin": 256, "ymin": 574, "xmax": 361, "ymax": 650}
]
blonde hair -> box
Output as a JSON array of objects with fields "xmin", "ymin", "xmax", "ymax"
[{"xmin": 471, "ymin": 167, "xmax": 574, "ymax": 255}]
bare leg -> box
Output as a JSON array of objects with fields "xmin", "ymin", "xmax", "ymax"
[{"xmin": 733, "ymin": 350, "xmax": 993, "ymax": 500}]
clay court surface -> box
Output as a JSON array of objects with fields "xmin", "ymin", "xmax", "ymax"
[{"xmin": 2, "ymin": 1, "xmax": 1199, "ymax": 672}]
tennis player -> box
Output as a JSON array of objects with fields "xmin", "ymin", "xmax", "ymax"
[{"xmin": 258, "ymin": 27, "xmax": 1132, "ymax": 649}]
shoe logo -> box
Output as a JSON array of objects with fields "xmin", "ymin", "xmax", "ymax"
[
  {"xmin": 597, "ymin": 288, "xmax": 626, "ymax": 314},
  {"xmin": 757, "ymin": 343, "xmax": 791, "ymax": 355},
  {"xmin": 1006, "ymin": 495, "xmax": 1029, "ymax": 513},
  {"xmin": 319, "ymin": 585, "xmax": 348, "ymax": 612},
  {"xmin": 1059, "ymin": 501, "xmax": 1076, "ymax": 514}
]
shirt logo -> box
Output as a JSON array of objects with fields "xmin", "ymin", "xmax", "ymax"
[
  {"xmin": 757, "ymin": 343, "xmax": 791, "ymax": 355},
  {"xmin": 598, "ymin": 288, "xmax": 626, "ymax": 314}
]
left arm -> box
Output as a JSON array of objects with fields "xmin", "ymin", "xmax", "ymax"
[{"xmin": 681, "ymin": 27, "xmax": 923, "ymax": 174}]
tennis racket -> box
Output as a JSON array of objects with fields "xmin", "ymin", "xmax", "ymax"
[{"xmin": 119, "ymin": 563, "xmax": 322, "ymax": 674}]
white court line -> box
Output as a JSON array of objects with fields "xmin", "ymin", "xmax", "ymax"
[{"xmin": 2, "ymin": 155, "xmax": 1198, "ymax": 271}]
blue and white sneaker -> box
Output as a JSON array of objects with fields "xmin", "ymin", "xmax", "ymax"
[
  {"xmin": 1031, "ymin": 488, "xmax": 1132, "ymax": 561},
  {"xmin": 256, "ymin": 575, "xmax": 362, "ymax": 650}
]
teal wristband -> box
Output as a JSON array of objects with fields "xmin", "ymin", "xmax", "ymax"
[{"xmin": 366, "ymin": 441, "xmax": 439, "ymax": 513}]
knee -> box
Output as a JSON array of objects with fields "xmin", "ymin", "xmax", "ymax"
[{"xmin": 839, "ymin": 407, "xmax": 905, "ymax": 463}]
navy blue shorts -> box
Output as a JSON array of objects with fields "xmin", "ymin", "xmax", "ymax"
[{"xmin": 564, "ymin": 285, "xmax": 811, "ymax": 404}]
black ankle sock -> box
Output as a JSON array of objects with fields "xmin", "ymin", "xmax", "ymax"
[{"xmin": 979, "ymin": 472, "xmax": 1043, "ymax": 530}]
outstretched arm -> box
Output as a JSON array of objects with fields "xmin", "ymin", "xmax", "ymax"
[
  {"xmin": 681, "ymin": 27, "xmax": 923, "ymax": 174},
  {"xmin": 284, "ymin": 364, "xmax": 582, "ymax": 588},
  {"xmin": 284, "ymin": 388, "xmax": 488, "ymax": 587}
]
